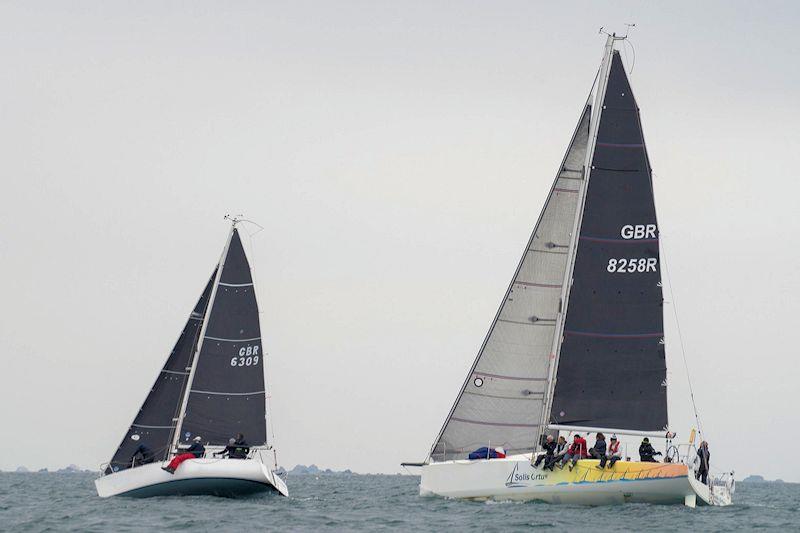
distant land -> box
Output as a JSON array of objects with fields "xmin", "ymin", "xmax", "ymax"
[
  {"xmin": 742, "ymin": 475, "xmax": 786, "ymax": 483},
  {"xmin": 9, "ymin": 465, "xmax": 93, "ymax": 474},
  {"xmin": 283, "ymin": 464, "xmax": 355, "ymax": 476}
]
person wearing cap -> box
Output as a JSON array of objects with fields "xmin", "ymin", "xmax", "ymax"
[
  {"xmin": 162, "ymin": 436, "xmax": 206, "ymax": 474},
  {"xmin": 600, "ymin": 435, "xmax": 621, "ymax": 469},
  {"xmin": 638, "ymin": 437, "xmax": 662, "ymax": 462}
]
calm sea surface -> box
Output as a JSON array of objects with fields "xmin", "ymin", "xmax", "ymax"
[{"xmin": 0, "ymin": 473, "xmax": 797, "ymax": 531}]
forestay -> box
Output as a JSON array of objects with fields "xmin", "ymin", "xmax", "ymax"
[
  {"xmin": 549, "ymin": 51, "xmax": 668, "ymax": 433},
  {"xmin": 429, "ymin": 105, "xmax": 592, "ymax": 461},
  {"xmin": 179, "ymin": 228, "xmax": 268, "ymax": 446},
  {"xmin": 107, "ymin": 270, "xmax": 216, "ymax": 473}
]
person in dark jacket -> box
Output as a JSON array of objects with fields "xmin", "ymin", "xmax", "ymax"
[
  {"xmin": 215, "ymin": 434, "xmax": 250, "ymax": 460},
  {"xmin": 639, "ymin": 437, "xmax": 662, "ymax": 462},
  {"xmin": 695, "ymin": 441, "xmax": 711, "ymax": 485},
  {"xmin": 545, "ymin": 436, "xmax": 568, "ymax": 471},
  {"xmin": 214, "ymin": 438, "xmax": 239, "ymax": 458},
  {"xmin": 162, "ymin": 436, "xmax": 206, "ymax": 474},
  {"xmin": 232, "ymin": 433, "xmax": 250, "ymax": 459},
  {"xmin": 130, "ymin": 443, "xmax": 155, "ymax": 467},
  {"xmin": 589, "ymin": 433, "xmax": 607, "ymax": 468},
  {"xmin": 534, "ymin": 435, "xmax": 556, "ymax": 468}
]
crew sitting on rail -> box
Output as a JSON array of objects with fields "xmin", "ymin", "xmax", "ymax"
[
  {"xmin": 545, "ymin": 436, "xmax": 568, "ymax": 471},
  {"xmin": 562, "ymin": 434, "xmax": 588, "ymax": 471},
  {"xmin": 534, "ymin": 435, "xmax": 556, "ymax": 468},
  {"xmin": 468, "ymin": 446, "xmax": 506, "ymax": 460},
  {"xmin": 599, "ymin": 435, "xmax": 622, "ymax": 469},
  {"xmin": 638, "ymin": 437, "xmax": 662, "ymax": 462},
  {"xmin": 162, "ymin": 436, "xmax": 205, "ymax": 474},
  {"xmin": 589, "ymin": 433, "xmax": 607, "ymax": 467}
]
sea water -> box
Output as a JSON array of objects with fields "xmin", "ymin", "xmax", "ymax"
[{"xmin": 0, "ymin": 473, "xmax": 797, "ymax": 531}]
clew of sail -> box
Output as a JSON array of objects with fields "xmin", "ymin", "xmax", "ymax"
[
  {"xmin": 107, "ymin": 269, "xmax": 217, "ymax": 473},
  {"xmin": 549, "ymin": 50, "xmax": 667, "ymax": 433},
  {"xmin": 428, "ymin": 105, "xmax": 592, "ymax": 461},
  {"xmin": 178, "ymin": 228, "xmax": 268, "ymax": 446}
]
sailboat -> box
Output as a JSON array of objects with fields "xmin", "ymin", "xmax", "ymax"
[
  {"xmin": 407, "ymin": 35, "xmax": 733, "ymax": 507},
  {"xmin": 95, "ymin": 217, "xmax": 288, "ymax": 498}
]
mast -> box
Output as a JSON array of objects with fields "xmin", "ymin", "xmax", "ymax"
[
  {"xmin": 170, "ymin": 221, "xmax": 235, "ymax": 452},
  {"xmin": 536, "ymin": 35, "xmax": 618, "ymax": 445}
]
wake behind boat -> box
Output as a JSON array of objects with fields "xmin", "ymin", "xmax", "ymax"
[
  {"xmin": 96, "ymin": 217, "xmax": 288, "ymax": 498},
  {"xmin": 405, "ymin": 34, "xmax": 733, "ymax": 507}
]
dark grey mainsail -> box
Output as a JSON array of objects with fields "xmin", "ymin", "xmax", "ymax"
[
  {"xmin": 107, "ymin": 270, "xmax": 216, "ymax": 472},
  {"xmin": 178, "ymin": 228, "xmax": 268, "ymax": 446},
  {"xmin": 428, "ymin": 105, "xmax": 592, "ymax": 461},
  {"xmin": 549, "ymin": 50, "xmax": 667, "ymax": 433}
]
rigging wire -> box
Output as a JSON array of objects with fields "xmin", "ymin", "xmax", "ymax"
[
  {"xmin": 238, "ymin": 217, "xmax": 280, "ymax": 455},
  {"xmin": 652, "ymin": 173, "xmax": 704, "ymax": 440}
]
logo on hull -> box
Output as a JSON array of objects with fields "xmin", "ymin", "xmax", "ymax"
[{"xmin": 505, "ymin": 463, "xmax": 547, "ymax": 488}]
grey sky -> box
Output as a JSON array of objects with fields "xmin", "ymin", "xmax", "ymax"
[{"xmin": 1, "ymin": 1, "xmax": 798, "ymax": 481}]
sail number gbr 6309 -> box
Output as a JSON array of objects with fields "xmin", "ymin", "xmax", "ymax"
[
  {"xmin": 230, "ymin": 345, "xmax": 260, "ymax": 367},
  {"xmin": 606, "ymin": 224, "xmax": 658, "ymax": 274}
]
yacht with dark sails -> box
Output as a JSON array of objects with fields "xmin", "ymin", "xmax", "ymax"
[
  {"xmin": 95, "ymin": 217, "xmax": 288, "ymax": 498},
  {"xmin": 406, "ymin": 35, "xmax": 733, "ymax": 507}
]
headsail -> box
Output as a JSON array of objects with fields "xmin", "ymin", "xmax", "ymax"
[
  {"xmin": 549, "ymin": 49, "xmax": 667, "ymax": 433},
  {"xmin": 106, "ymin": 270, "xmax": 216, "ymax": 472},
  {"xmin": 178, "ymin": 228, "xmax": 268, "ymax": 446},
  {"xmin": 428, "ymin": 105, "xmax": 592, "ymax": 461}
]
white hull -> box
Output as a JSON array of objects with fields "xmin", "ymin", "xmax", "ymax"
[
  {"xmin": 420, "ymin": 454, "xmax": 731, "ymax": 507},
  {"xmin": 95, "ymin": 458, "xmax": 288, "ymax": 498}
]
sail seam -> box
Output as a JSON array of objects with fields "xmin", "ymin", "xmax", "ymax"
[
  {"xmin": 161, "ymin": 369, "xmax": 189, "ymax": 375},
  {"xmin": 132, "ymin": 423, "xmax": 176, "ymax": 429},
  {"xmin": 464, "ymin": 391, "xmax": 544, "ymax": 401},
  {"xmin": 204, "ymin": 336, "xmax": 261, "ymax": 342},
  {"xmin": 473, "ymin": 372, "xmax": 547, "ymax": 381},
  {"xmin": 218, "ymin": 282, "xmax": 253, "ymax": 287},
  {"xmin": 451, "ymin": 417, "xmax": 540, "ymax": 428},
  {"xmin": 191, "ymin": 389, "xmax": 266, "ymax": 396},
  {"xmin": 564, "ymin": 330, "xmax": 663, "ymax": 339}
]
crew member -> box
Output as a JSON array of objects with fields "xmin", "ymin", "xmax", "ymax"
[
  {"xmin": 639, "ymin": 437, "xmax": 662, "ymax": 462},
  {"xmin": 162, "ymin": 436, "xmax": 205, "ymax": 474}
]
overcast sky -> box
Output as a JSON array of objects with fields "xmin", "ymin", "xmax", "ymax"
[{"xmin": 2, "ymin": 1, "xmax": 799, "ymax": 482}]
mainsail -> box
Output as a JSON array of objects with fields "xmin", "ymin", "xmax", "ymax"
[
  {"xmin": 178, "ymin": 228, "xmax": 268, "ymax": 446},
  {"xmin": 428, "ymin": 105, "xmax": 592, "ymax": 461},
  {"xmin": 107, "ymin": 270, "xmax": 216, "ymax": 472},
  {"xmin": 549, "ymin": 50, "xmax": 667, "ymax": 433},
  {"xmin": 429, "ymin": 39, "xmax": 668, "ymax": 461}
]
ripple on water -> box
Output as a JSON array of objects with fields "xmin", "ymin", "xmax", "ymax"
[{"xmin": 0, "ymin": 473, "xmax": 797, "ymax": 532}]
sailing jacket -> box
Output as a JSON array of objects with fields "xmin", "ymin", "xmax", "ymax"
[
  {"xmin": 591, "ymin": 439, "xmax": 607, "ymax": 456},
  {"xmin": 568, "ymin": 437, "xmax": 588, "ymax": 457},
  {"xmin": 187, "ymin": 442, "xmax": 205, "ymax": 458},
  {"xmin": 607, "ymin": 441, "xmax": 620, "ymax": 457},
  {"xmin": 541, "ymin": 440, "xmax": 557, "ymax": 456}
]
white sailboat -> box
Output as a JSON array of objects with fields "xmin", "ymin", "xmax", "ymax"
[
  {"xmin": 405, "ymin": 35, "xmax": 733, "ymax": 507},
  {"xmin": 96, "ymin": 217, "xmax": 288, "ymax": 498}
]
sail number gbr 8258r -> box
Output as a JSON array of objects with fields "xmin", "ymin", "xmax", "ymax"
[
  {"xmin": 230, "ymin": 344, "xmax": 260, "ymax": 367},
  {"xmin": 606, "ymin": 224, "xmax": 658, "ymax": 274}
]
